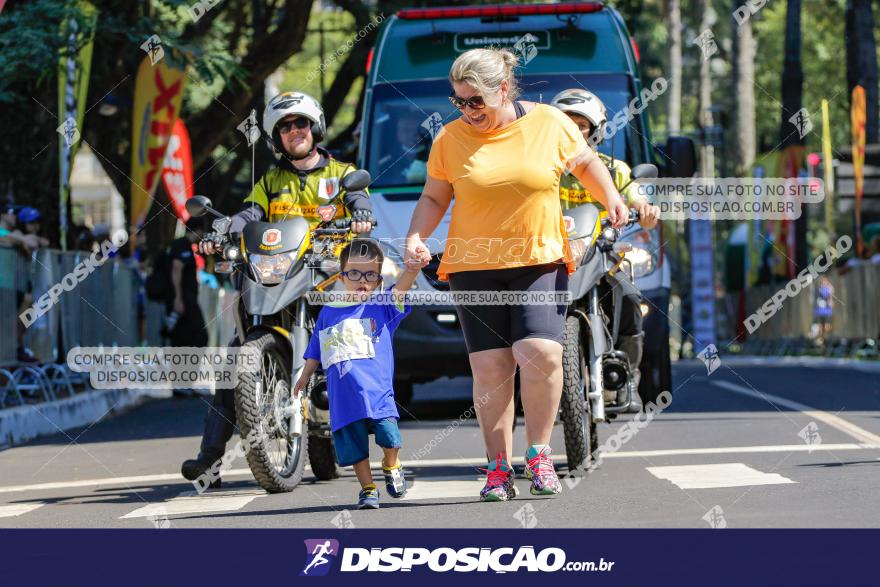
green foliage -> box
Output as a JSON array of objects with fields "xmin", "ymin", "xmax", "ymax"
[
  {"xmin": 753, "ymin": 0, "xmax": 849, "ymax": 154},
  {"xmin": 277, "ymin": 6, "xmax": 366, "ymax": 142}
]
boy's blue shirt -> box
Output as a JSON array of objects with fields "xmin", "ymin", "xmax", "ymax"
[{"xmin": 303, "ymin": 289, "xmax": 411, "ymax": 432}]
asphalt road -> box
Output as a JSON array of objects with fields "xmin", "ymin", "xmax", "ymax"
[{"xmin": 1, "ymin": 357, "xmax": 879, "ymax": 529}]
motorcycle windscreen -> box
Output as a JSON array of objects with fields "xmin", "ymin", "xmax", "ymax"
[
  {"xmin": 562, "ymin": 204, "xmax": 601, "ymax": 242},
  {"xmin": 242, "ymin": 218, "xmax": 310, "ymax": 255}
]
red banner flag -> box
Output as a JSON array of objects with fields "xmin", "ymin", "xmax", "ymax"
[{"xmin": 161, "ymin": 118, "xmax": 194, "ymax": 222}]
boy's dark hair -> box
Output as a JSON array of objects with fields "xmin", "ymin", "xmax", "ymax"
[{"xmin": 340, "ymin": 238, "xmax": 384, "ymax": 270}]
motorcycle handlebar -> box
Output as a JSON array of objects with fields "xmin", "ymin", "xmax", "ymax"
[{"xmin": 600, "ymin": 209, "xmax": 640, "ymax": 229}]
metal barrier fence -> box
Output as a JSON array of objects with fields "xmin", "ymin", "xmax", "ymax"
[
  {"xmin": 0, "ymin": 246, "xmax": 235, "ymax": 367},
  {"xmin": 731, "ymin": 262, "xmax": 880, "ymax": 342}
]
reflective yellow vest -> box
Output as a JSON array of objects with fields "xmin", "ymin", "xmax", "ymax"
[
  {"xmin": 243, "ymin": 152, "xmax": 366, "ymax": 224},
  {"xmin": 559, "ymin": 152, "xmax": 639, "ymax": 211}
]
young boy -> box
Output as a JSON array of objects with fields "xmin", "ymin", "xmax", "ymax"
[{"xmin": 294, "ymin": 238, "xmax": 424, "ymax": 509}]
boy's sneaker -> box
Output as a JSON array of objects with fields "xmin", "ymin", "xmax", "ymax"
[
  {"xmin": 383, "ymin": 462, "xmax": 407, "ymax": 498},
  {"xmin": 524, "ymin": 445, "xmax": 562, "ymax": 496},
  {"xmin": 358, "ymin": 484, "xmax": 380, "ymax": 509},
  {"xmin": 479, "ymin": 454, "xmax": 517, "ymax": 502}
]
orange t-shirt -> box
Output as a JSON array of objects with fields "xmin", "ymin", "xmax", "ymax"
[{"xmin": 426, "ymin": 104, "xmax": 587, "ymax": 281}]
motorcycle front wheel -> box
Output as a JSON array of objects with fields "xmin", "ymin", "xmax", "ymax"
[
  {"xmin": 235, "ymin": 331, "xmax": 307, "ymax": 493},
  {"xmin": 560, "ymin": 315, "xmax": 598, "ymax": 472}
]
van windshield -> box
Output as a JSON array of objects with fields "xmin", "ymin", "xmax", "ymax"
[{"xmin": 363, "ymin": 73, "xmax": 641, "ymax": 190}]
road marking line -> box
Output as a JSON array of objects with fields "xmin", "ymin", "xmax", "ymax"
[
  {"xmin": 711, "ymin": 380, "xmax": 880, "ymax": 445},
  {"xmin": 119, "ymin": 489, "xmax": 264, "ymax": 519},
  {"xmin": 647, "ymin": 463, "xmax": 796, "ymax": 489},
  {"xmin": 601, "ymin": 443, "xmax": 877, "ymax": 458},
  {"xmin": 0, "ymin": 503, "xmax": 45, "ymax": 518},
  {"xmin": 5, "ymin": 443, "xmax": 880, "ymax": 496},
  {"xmin": 0, "ymin": 469, "xmax": 254, "ymax": 495},
  {"xmin": 404, "ymin": 476, "xmax": 482, "ymax": 501}
]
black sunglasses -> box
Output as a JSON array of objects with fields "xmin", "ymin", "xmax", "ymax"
[
  {"xmin": 448, "ymin": 92, "xmax": 486, "ymax": 110},
  {"xmin": 277, "ymin": 117, "xmax": 311, "ymax": 134},
  {"xmin": 341, "ymin": 269, "xmax": 382, "ymax": 283}
]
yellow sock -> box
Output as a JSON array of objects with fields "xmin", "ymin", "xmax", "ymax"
[
  {"xmin": 362, "ymin": 483, "xmax": 376, "ymax": 491},
  {"xmin": 382, "ymin": 460, "xmax": 401, "ymax": 471}
]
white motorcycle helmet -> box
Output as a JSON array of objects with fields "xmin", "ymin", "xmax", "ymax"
[
  {"xmin": 550, "ymin": 88, "xmax": 607, "ymax": 145},
  {"xmin": 262, "ymin": 91, "xmax": 326, "ymax": 158}
]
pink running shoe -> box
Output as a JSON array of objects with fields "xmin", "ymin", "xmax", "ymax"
[
  {"xmin": 479, "ymin": 454, "xmax": 517, "ymax": 502},
  {"xmin": 524, "ymin": 445, "xmax": 562, "ymax": 496}
]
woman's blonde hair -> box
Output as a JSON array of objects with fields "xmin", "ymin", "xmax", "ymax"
[{"xmin": 449, "ymin": 48, "xmax": 520, "ymax": 107}]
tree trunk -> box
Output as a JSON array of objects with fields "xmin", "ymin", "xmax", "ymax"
[
  {"xmin": 779, "ymin": 0, "xmax": 807, "ymax": 273},
  {"xmin": 731, "ymin": 0, "xmax": 756, "ymax": 175},
  {"xmin": 846, "ymin": 0, "xmax": 879, "ymax": 143},
  {"xmin": 697, "ymin": 0, "xmax": 714, "ymax": 178},
  {"xmin": 779, "ymin": 0, "xmax": 804, "ymax": 148},
  {"xmin": 666, "ymin": 0, "xmax": 682, "ymax": 135}
]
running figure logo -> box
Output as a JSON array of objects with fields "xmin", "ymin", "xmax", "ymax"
[{"xmin": 300, "ymin": 539, "xmax": 340, "ymax": 576}]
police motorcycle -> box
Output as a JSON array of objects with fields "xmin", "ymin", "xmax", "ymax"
[
  {"xmin": 185, "ymin": 170, "xmax": 372, "ymax": 492},
  {"xmin": 558, "ymin": 163, "xmax": 659, "ymax": 472}
]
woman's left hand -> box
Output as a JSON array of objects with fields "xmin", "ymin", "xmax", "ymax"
[{"xmin": 636, "ymin": 201, "xmax": 660, "ymax": 229}]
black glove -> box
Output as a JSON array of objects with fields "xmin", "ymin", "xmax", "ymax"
[
  {"xmin": 351, "ymin": 209, "xmax": 377, "ymax": 229},
  {"xmin": 202, "ymin": 232, "xmax": 229, "ymax": 248}
]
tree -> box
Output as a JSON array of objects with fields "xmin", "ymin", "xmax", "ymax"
[
  {"xmin": 846, "ymin": 0, "xmax": 879, "ymax": 143},
  {"xmin": 731, "ymin": 0, "xmax": 756, "ymax": 175},
  {"xmin": 666, "ymin": 0, "xmax": 683, "ymax": 134},
  {"xmin": 696, "ymin": 0, "xmax": 715, "ymax": 178},
  {"xmin": 0, "ymin": 0, "xmax": 314, "ymax": 248}
]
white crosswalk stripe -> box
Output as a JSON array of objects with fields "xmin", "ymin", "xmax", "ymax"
[
  {"xmin": 646, "ymin": 463, "xmax": 797, "ymax": 489},
  {"xmin": 0, "ymin": 503, "xmax": 45, "ymax": 518},
  {"xmin": 119, "ymin": 489, "xmax": 265, "ymax": 519},
  {"xmin": 404, "ymin": 476, "xmax": 482, "ymax": 500}
]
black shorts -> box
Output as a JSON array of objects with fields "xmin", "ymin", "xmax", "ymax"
[{"xmin": 447, "ymin": 261, "xmax": 568, "ymax": 354}]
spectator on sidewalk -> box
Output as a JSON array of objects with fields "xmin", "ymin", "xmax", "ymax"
[
  {"xmin": 814, "ymin": 276, "xmax": 834, "ymax": 345},
  {"xmin": 1, "ymin": 205, "xmax": 39, "ymax": 362},
  {"xmin": 17, "ymin": 207, "xmax": 49, "ymax": 249},
  {"xmin": 166, "ymin": 216, "xmax": 208, "ymax": 348}
]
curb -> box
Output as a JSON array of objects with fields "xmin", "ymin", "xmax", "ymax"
[
  {"xmin": 678, "ymin": 355, "xmax": 880, "ymax": 373},
  {"xmin": 0, "ymin": 388, "xmax": 171, "ymax": 449}
]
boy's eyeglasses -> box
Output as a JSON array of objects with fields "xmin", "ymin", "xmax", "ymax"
[
  {"xmin": 278, "ymin": 117, "xmax": 311, "ymax": 134},
  {"xmin": 341, "ymin": 270, "xmax": 382, "ymax": 283},
  {"xmin": 448, "ymin": 92, "xmax": 486, "ymax": 110}
]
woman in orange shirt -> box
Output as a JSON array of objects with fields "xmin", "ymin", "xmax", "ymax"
[{"xmin": 404, "ymin": 48, "xmax": 628, "ymax": 502}]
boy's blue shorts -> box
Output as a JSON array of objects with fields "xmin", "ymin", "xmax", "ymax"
[{"xmin": 332, "ymin": 417, "xmax": 402, "ymax": 467}]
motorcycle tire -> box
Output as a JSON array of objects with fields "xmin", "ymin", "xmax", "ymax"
[
  {"xmin": 639, "ymin": 333, "xmax": 673, "ymax": 406},
  {"xmin": 560, "ymin": 315, "xmax": 597, "ymax": 472},
  {"xmin": 308, "ymin": 435, "xmax": 339, "ymax": 481},
  {"xmin": 235, "ymin": 331, "xmax": 307, "ymax": 493}
]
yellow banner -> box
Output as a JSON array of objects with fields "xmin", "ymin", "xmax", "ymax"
[
  {"xmin": 851, "ymin": 85, "xmax": 866, "ymax": 255},
  {"xmin": 821, "ymin": 99, "xmax": 834, "ymax": 236},
  {"xmin": 130, "ymin": 54, "xmax": 186, "ymax": 231}
]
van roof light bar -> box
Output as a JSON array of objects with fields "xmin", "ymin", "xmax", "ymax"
[{"xmin": 397, "ymin": 2, "xmax": 605, "ymax": 20}]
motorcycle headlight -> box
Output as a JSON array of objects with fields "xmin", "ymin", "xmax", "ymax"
[
  {"xmin": 623, "ymin": 246, "xmax": 654, "ymax": 278},
  {"xmin": 249, "ymin": 251, "xmax": 298, "ymax": 284}
]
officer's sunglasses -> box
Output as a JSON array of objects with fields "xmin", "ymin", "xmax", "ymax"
[
  {"xmin": 278, "ymin": 117, "xmax": 311, "ymax": 134},
  {"xmin": 448, "ymin": 92, "xmax": 486, "ymax": 110}
]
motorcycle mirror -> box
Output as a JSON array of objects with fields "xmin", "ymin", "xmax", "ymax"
[
  {"xmin": 630, "ymin": 163, "xmax": 659, "ymax": 180},
  {"xmin": 340, "ymin": 169, "xmax": 371, "ymax": 193},
  {"xmin": 186, "ymin": 196, "xmax": 213, "ymax": 218}
]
